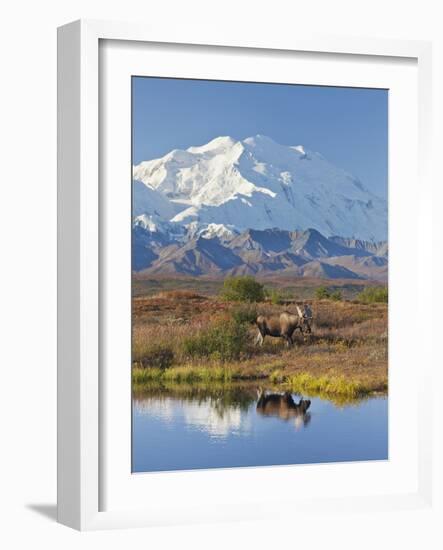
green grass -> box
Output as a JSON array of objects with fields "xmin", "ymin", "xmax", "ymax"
[
  {"xmin": 132, "ymin": 365, "xmax": 238, "ymax": 386},
  {"xmin": 132, "ymin": 358, "xmax": 276, "ymax": 389},
  {"xmin": 357, "ymin": 286, "xmax": 388, "ymax": 303},
  {"xmin": 285, "ymin": 372, "xmax": 384, "ymax": 398},
  {"xmin": 220, "ymin": 276, "xmax": 265, "ymax": 302},
  {"xmin": 182, "ymin": 318, "xmax": 248, "ymax": 362},
  {"xmin": 315, "ymin": 286, "xmax": 342, "ymax": 301},
  {"xmin": 269, "ymin": 368, "xmax": 287, "ymax": 384},
  {"xmin": 133, "ymin": 342, "xmax": 174, "ymax": 368}
]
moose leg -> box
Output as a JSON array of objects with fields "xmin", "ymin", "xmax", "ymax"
[
  {"xmin": 302, "ymin": 321, "xmax": 312, "ymax": 342},
  {"xmin": 255, "ymin": 330, "xmax": 264, "ymax": 346},
  {"xmin": 293, "ymin": 325, "xmax": 306, "ymax": 343}
]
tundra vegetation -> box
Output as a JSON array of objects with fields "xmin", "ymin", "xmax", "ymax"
[
  {"xmin": 220, "ymin": 275, "xmax": 266, "ymax": 303},
  {"xmin": 315, "ymin": 285, "xmax": 343, "ymax": 301},
  {"xmin": 357, "ymin": 285, "xmax": 388, "ymax": 304},
  {"xmin": 132, "ymin": 277, "xmax": 388, "ymax": 401}
]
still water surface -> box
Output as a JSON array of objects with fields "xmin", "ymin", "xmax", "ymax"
[{"xmin": 132, "ymin": 384, "xmax": 388, "ymax": 472}]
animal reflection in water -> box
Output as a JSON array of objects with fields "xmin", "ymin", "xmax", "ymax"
[{"xmin": 256, "ymin": 388, "xmax": 312, "ymax": 429}]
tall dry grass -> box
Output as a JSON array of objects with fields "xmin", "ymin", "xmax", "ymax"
[{"xmin": 132, "ymin": 295, "xmax": 388, "ymax": 395}]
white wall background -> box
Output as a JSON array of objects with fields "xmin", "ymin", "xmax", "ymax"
[{"xmin": 0, "ymin": 1, "xmax": 441, "ymax": 548}]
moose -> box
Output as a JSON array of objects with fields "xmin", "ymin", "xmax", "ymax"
[
  {"xmin": 256, "ymin": 389, "xmax": 311, "ymax": 426},
  {"xmin": 255, "ymin": 304, "xmax": 313, "ymax": 347}
]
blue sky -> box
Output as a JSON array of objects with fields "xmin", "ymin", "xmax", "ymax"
[{"xmin": 132, "ymin": 77, "xmax": 388, "ymax": 198}]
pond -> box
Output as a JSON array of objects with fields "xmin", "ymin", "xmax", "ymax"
[{"xmin": 132, "ymin": 383, "xmax": 388, "ymax": 473}]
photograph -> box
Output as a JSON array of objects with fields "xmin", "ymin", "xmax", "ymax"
[{"xmin": 131, "ymin": 76, "xmax": 388, "ymax": 473}]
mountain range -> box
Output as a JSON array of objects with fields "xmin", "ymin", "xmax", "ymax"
[
  {"xmin": 132, "ymin": 135, "xmax": 388, "ymax": 280},
  {"xmin": 133, "ymin": 224, "xmax": 388, "ymax": 280}
]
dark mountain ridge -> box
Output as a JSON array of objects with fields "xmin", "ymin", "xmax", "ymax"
[{"xmin": 133, "ymin": 225, "xmax": 388, "ymax": 281}]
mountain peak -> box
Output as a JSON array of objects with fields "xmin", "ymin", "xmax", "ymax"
[
  {"xmin": 243, "ymin": 134, "xmax": 275, "ymax": 145},
  {"xmin": 187, "ymin": 135, "xmax": 236, "ymax": 154},
  {"xmin": 293, "ymin": 145, "xmax": 306, "ymax": 155},
  {"xmin": 133, "ymin": 134, "xmax": 387, "ymax": 241}
]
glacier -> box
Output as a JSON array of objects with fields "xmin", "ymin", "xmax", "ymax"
[{"xmin": 133, "ymin": 134, "xmax": 387, "ymax": 241}]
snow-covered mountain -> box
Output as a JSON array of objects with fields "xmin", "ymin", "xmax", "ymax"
[{"xmin": 133, "ymin": 134, "xmax": 387, "ymax": 241}]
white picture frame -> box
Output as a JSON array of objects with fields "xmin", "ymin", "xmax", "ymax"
[{"xmin": 57, "ymin": 19, "xmax": 434, "ymax": 531}]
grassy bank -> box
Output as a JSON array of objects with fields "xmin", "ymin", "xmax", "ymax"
[
  {"xmin": 132, "ymin": 286, "xmax": 388, "ymax": 400},
  {"xmin": 132, "ymin": 365, "xmax": 242, "ymax": 385},
  {"xmin": 133, "ymin": 364, "xmax": 386, "ymax": 396},
  {"xmin": 284, "ymin": 372, "xmax": 386, "ymax": 398}
]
